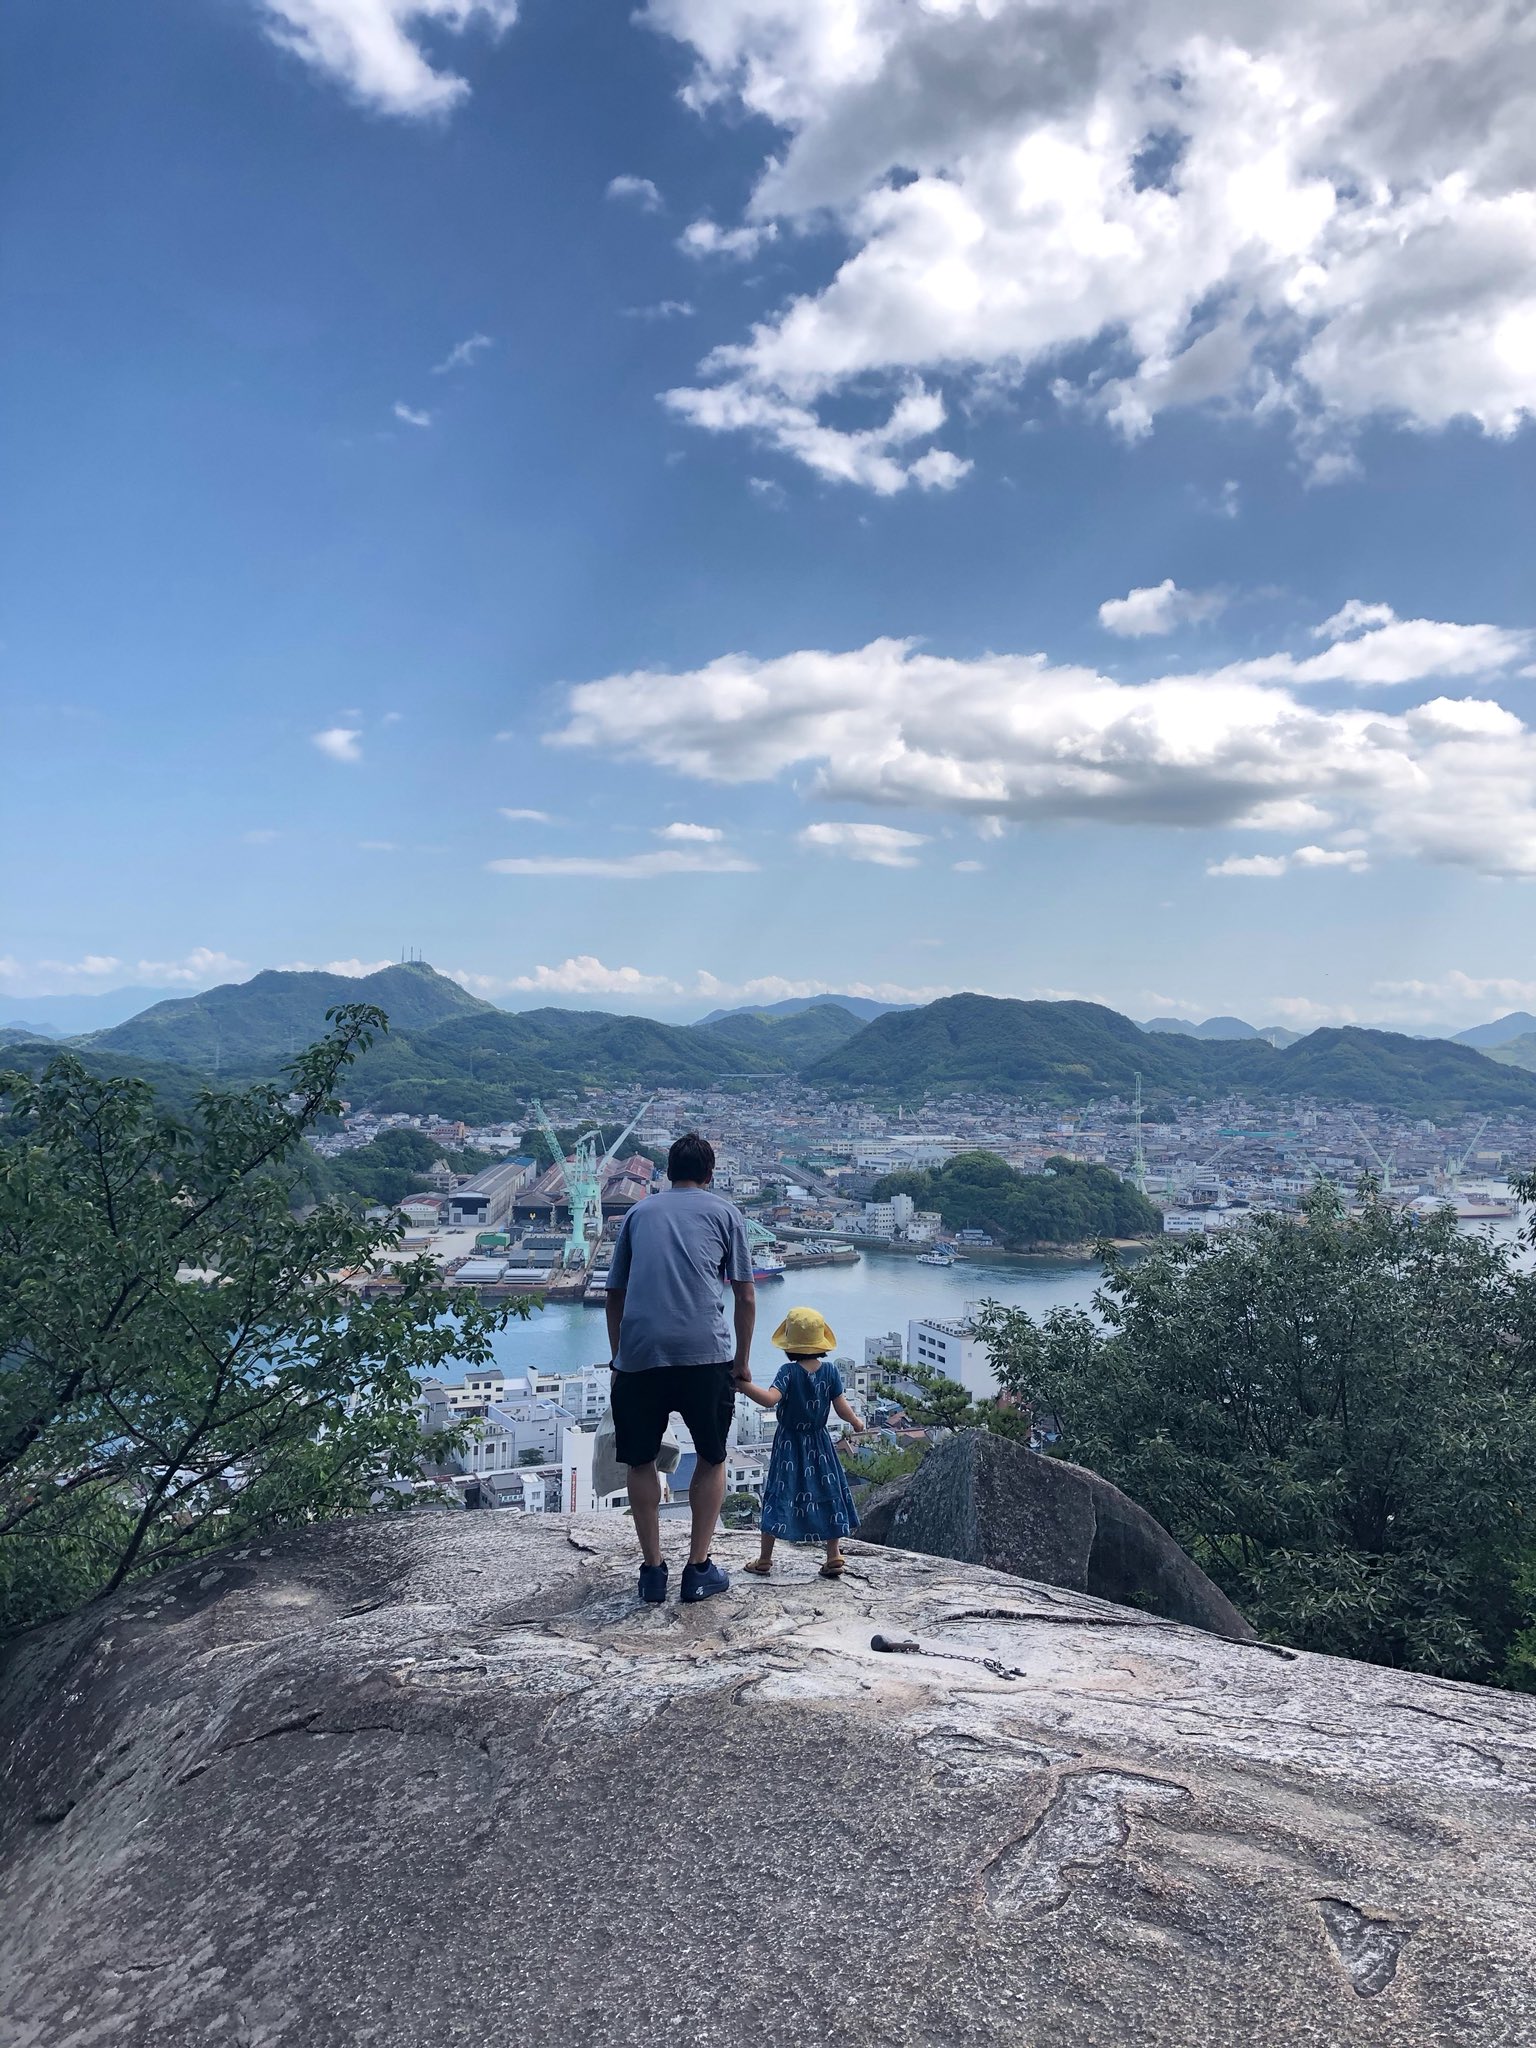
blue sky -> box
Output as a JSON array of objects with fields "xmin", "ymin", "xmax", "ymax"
[{"xmin": 4, "ymin": 0, "xmax": 1535, "ymax": 1032}]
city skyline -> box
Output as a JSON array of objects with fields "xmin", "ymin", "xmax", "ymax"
[{"xmin": 5, "ymin": 0, "xmax": 1535, "ymax": 1033}]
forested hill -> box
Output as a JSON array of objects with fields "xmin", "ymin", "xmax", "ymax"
[
  {"xmin": 873, "ymin": 1152, "xmax": 1162, "ymax": 1249},
  {"xmin": 691, "ymin": 1001, "xmax": 866, "ymax": 1065},
  {"xmin": 79, "ymin": 962, "xmax": 494, "ymax": 1070},
  {"xmin": 805, "ymin": 994, "xmax": 1536, "ymax": 1114},
  {"xmin": 806, "ymin": 995, "xmax": 1249, "ymax": 1098},
  {"xmin": 352, "ymin": 1006, "xmax": 781, "ymax": 1114}
]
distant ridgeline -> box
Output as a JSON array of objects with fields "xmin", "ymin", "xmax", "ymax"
[
  {"xmin": 872, "ymin": 1152, "xmax": 1163, "ymax": 1249},
  {"xmin": 4, "ymin": 964, "xmax": 1536, "ymax": 1121}
]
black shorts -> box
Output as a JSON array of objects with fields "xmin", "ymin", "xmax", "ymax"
[{"xmin": 610, "ymin": 1362, "xmax": 736, "ymax": 1468}]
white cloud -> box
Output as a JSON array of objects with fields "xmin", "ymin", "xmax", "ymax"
[
  {"xmin": 0, "ymin": 948, "xmax": 252, "ymax": 995},
  {"xmin": 798, "ymin": 821, "xmax": 928, "ymax": 867},
  {"xmin": 493, "ymin": 956, "xmax": 684, "ymax": 998},
  {"xmin": 607, "ymin": 174, "xmax": 664, "ymax": 212},
  {"xmin": 624, "ymin": 300, "xmax": 696, "ymax": 321},
  {"xmin": 952, "ymin": 859, "xmax": 984, "ymax": 872},
  {"xmin": 679, "ymin": 218, "xmax": 777, "ymax": 260},
  {"xmin": 549, "ymin": 613, "xmax": 1536, "ymax": 876},
  {"xmin": 645, "ymin": 0, "xmax": 1536, "ymax": 487},
  {"xmin": 1207, "ymin": 844, "xmax": 1369, "ymax": 878},
  {"xmin": 312, "ymin": 727, "xmax": 363, "ymax": 764},
  {"xmin": 242, "ymin": 829, "xmax": 280, "ymax": 844},
  {"xmin": 1373, "ymin": 970, "xmax": 1536, "ymax": 1019},
  {"xmin": 451, "ymin": 959, "xmax": 953, "ymax": 1006},
  {"xmin": 1206, "ymin": 853, "xmax": 1290, "ymax": 879},
  {"xmin": 276, "ymin": 957, "xmax": 394, "ymax": 977},
  {"xmin": 692, "ymin": 969, "xmax": 951, "ymax": 1006},
  {"xmin": 431, "ymin": 333, "xmax": 492, "ymax": 374},
  {"xmin": 1099, "ymin": 579, "xmax": 1224, "ymax": 638},
  {"xmin": 663, "ymin": 376, "xmax": 971, "ymax": 495},
  {"xmin": 485, "ymin": 847, "xmax": 757, "ymax": 880},
  {"xmin": 358, "ymin": 840, "xmax": 398, "ymax": 852},
  {"xmin": 1315, "ymin": 599, "xmax": 1398, "ymax": 640},
  {"xmin": 393, "ymin": 402, "xmax": 432, "ymax": 428},
  {"xmin": 1218, "ymin": 613, "xmax": 1531, "ymax": 688},
  {"xmin": 655, "ymin": 822, "xmax": 724, "ymax": 842},
  {"xmin": 499, "ymin": 807, "xmax": 552, "ymax": 823},
  {"xmin": 256, "ymin": 0, "xmax": 518, "ymax": 117}
]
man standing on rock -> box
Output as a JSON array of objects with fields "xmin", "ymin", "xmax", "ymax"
[{"xmin": 605, "ymin": 1131, "xmax": 755, "ymax": 1606}]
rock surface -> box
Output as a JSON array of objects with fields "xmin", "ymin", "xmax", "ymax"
[
  {"xmin": 859, "ymin": 1429, "xmax": 1256, "ymax": 1640},
  {"xmin": 3, "ymin": 1512, "xmax": 1535, "ymax": 2047}
]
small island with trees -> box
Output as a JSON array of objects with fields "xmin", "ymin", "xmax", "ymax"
[{"xmin": 871, "ymin": 1149, "xmax": 1163, "ymax": 1251}]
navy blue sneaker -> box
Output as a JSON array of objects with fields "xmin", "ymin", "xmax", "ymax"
[
  {"xmin": 638, "ymin": 1562, "xmax": 669, "ymax": 1605},
  {"xmin": 680, "ymin": 1557, "xmax": 730, "ymax": 1604}
]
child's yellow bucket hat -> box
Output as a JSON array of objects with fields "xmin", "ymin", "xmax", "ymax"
[{"xmin": 771, "ymin": 1306, "xmax": 837, "ymax": 1354}]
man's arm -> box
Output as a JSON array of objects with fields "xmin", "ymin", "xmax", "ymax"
[
  {"xmin": 605, "ymin": 1288, "xmax": 625, "ymax": 1366},
  {"xmin": 730, "ymin": 1279, "xmax": 756, "ymax": 1385}
]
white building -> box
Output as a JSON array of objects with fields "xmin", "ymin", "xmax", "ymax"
[
  {"xmin": 724, "ymin": 1448, "xmax": 771, "ymax": 1500},
  {"xmin": 476, "ymin": 1428, "xmax": 599, "ymax": 1514},
  {"xmin": 907, "ymin": 1316, "xmax": 996, "ymax": 1400},
  {"xmin": 865, "ymin": 1331, "xmax": 904, "ymax": 1370}
]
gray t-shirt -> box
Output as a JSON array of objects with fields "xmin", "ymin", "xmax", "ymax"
[{"xmin": 607, "ymin": 1187, "xmax": 753, "ymax": 1372}]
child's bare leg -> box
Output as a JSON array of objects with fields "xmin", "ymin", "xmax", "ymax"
[
  {"xmin": 822, "ymin": 1537, "xmax": 846, "ymax": 1577},
  {"xmin": 745, "ymin": 1533, "xmax": 776, "ymax": 1575}
]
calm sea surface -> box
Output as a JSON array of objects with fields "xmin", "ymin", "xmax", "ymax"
[
  {"xmin": 479, "ymin": 1214, "xmax": 1531, "ymax": 1380},
  {"xmin": 482, "ymin": 1243, "xmax": 1114, "ymax": 1378}
]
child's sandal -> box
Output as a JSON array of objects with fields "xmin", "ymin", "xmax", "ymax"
[
  {"xmin": 744, "ymin": 1559, "xmax": 774, "ymax": 1576},
  {"xmin": 819, "ymin": 1560, "xmax": 846, "ymax": 1578}
]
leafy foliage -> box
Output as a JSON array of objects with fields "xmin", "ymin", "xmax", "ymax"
[
  {"xmin": 873, "ymin": 1364, "xmax": 1034, "ymax": 1447},
  {"xmin": 872, "ymin": 1151, "xmax": 1161, "ymax": 1247},
  {"xmin": 970, "ymin": 1186, "xmax": 1536, "ymax": 1680},
  {"xmin": 317, "ymin": 1127, "xmax": 496, "ymax": 1209},
  {"xmin": 841, "ymin": 1440, "xmax": 929, "ymax": 1488},
  {"xmin": 0, "ymin": 1007, "xmax": 528, "ymax": 1637}
]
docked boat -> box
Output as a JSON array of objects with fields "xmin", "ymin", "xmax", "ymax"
[
  {"xmin": 753, "ymin": 1255, "xmax": 787, "ymax": 1283},
  {"xmin": 583, "ymin": 1266, "xmax": 611, "ymax": 1305}
]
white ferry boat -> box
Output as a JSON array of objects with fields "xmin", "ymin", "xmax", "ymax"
[{"xmin": 916, "ymin": 1248, "xmax": 958, "ymax": 1266}]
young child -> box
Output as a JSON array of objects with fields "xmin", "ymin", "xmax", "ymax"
[{"xmin": 739, "ymin": 1306, "xmax": 864, "ymax": 1579}]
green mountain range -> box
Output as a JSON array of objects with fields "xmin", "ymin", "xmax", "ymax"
[
  {"xmin": 78, "ymin": 962, "xmax": 493, "ymax": 1070},
  {"xmin": 803, "ymin": 994, "xmax": 1536, "ymax": 1115},
  {"xmin": 17, "ymin": 966, "xmax": 1536, "ymax": 1121}
]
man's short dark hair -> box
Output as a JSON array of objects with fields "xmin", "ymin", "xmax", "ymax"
[{"xmin": 667, "ymin": 1132, "xmax": 715, "ymax": 1185}]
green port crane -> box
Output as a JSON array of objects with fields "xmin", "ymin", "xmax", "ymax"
[{"xmin": 529, "ymin": 1096, "xmax": 654, "ymax": 1269}]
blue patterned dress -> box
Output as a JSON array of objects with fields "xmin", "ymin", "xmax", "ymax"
[{"xmin": 758, "ymin": 1361, "xmax": 860, "ymax": 1542}]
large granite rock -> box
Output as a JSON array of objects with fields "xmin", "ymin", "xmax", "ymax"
[
  {"xmin": 3, "ymin": 1513, "xmax": 1535, "ymax": 2047},
  {"xmin": 859, "ymin": 1428, "xmax": 1256, "ymax": 1641}
]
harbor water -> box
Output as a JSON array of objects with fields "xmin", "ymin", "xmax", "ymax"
[
  {"xmin": 479, "ymin": 1213, "xmax": 1531, "ymax": 1381},
  {"xmin": 483, "ymin": 1241, "xmax": 1114, "ymax": 1378}
]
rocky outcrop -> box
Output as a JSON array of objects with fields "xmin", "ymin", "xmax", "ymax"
[
  {"xmin": 858, "ymin": 1428, "xmax": 1256, "ymax": 1640},
  {"xmin": 3, "ymin": 1513, "xmax": 1536, "ymax": 2047}
]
